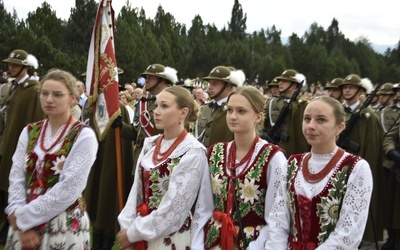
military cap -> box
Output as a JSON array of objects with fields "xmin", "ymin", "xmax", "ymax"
[
  {"xmin": 203, "ymin": 65, "xmax": 245, "ymax": 87},
  {"xmin": 339, "ymin": 74, "xmax": 373, "ymax": 94},
  {"xmin": 377, "ymin": 82, "xmax": 395, "ymax": 95},
  {"xmin": 276, "ymin": 69, "xmax": 299, "ymax": 83},
  {"xmin": 325, "ymin": 78, "xmax": 344, "ymax": 89},
  {"xmin": 3, "ymin": 49, "xmax": 38, "ymax": 69},
  {"xmin": 276, "ymin": 69, "xmax": 306, "ymax": 85},
  {"xmin": 269, "ymin": 77, "xmax": 279, "ymax": 86},
  {"xmin": 340, "ymin": 74, "xmax": 362, "ymax": 88},
  {"xmin": 140, "ymin": 64, "xmax": 178, "ymax": 84}
]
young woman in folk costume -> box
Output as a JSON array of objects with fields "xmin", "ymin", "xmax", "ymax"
[
  {"xmin": 5, "ymin": 69, "xmax": 98, "ymax": 249},
  {"xmin": 265, "ymin": 96, "xmax": 373, "ymax": 249},
  {"xmin": 117, "ymin": 86, "xmax": 208, "ymax": 249},
  {"xmin": 191, "ymin": 85, "xmax": 287, "ymax": 250}
]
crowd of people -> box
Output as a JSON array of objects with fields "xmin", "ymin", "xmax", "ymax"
[{"xmin": 0, "ymin": 48, "xmax": 399, "ymax": 250}]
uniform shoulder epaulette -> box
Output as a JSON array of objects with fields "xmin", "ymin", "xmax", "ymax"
[{"xmin": 23, "ymin": 79, "xmax": 40, "ymax": 88}]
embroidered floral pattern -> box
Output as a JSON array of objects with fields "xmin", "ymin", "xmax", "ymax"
[
  {"xmin": 25, "ymin": 121, "xmax": 86, "ymax": 235},
  {"xmin": 287, "ymin": 155, "xmax": 356, "ymax": 246},
  {"xmin": 212, "ymin": 174, "xmax": 223, "ymax": 195},
  {"xmin": 149, "ymin": 158, "xmax": 180, "ymax": 208},
  {"xmin": 205, "ymin": 142, "xmax": 278, "ymax": 249},
  {"xmin": 51, "ymin": 155, "xmax": 66, "ymax": 175},
  {"xmin": 239, "ymin": 178, "xmax": 261, "ymax": 204},
  {"xmin": 316, "ymin": 165, "xmax": 350, "ymax": 242},
  {"xmin": 141, "ymin": 156, "xmax": 192, "ymax": 244}
]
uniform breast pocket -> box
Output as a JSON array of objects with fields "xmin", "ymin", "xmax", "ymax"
[
  {"xmin": 197, "ymin": 117, "xmax": 208, "ymax": 131},
  {"xmin": 270, "ymin": 108, "xmax": 281, "ymax": 123}
]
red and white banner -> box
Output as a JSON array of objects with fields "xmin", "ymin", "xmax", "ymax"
[{"xmin": 85, "ymin": 0, "xmax": 120, "ymax": 141}]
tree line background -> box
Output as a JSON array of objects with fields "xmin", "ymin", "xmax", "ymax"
[{"xmin": 1, "ymin": 0, "xmax": 399, "ymax": 87}]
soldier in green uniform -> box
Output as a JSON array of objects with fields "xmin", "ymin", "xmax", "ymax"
[
  {"xmin": 338, "ymin": 74, "xmax": 384, "ymax": 244},
  {"xmin": 383, "ymin": 120, "xmax": 400, "ymax": 250},
  {"xmin": 378, "ymin": 83, "xmax": 400, "ymax": 250},
  {"xmin": 325, "ymin": 77, "xmax": 344, "ymax": 103},
  {"xmin": 264, "ymin": 69, "xmax": 310, "ymax": 157},
  {"xmin": 263, "ymin": 77, "xmax": 279, "ymax": 135},
  {"xmin": 196, "ymin": 65, "xmax": 245, "ymax": 148},
  {"xmin": 375, "ymin": 83, "xmax": 395, "ymax": 115},
  {"xmin": 0, "ymin": 49, "xmax": 45, "ymax": 243},
  {"xmin": 118, "ymin": 64, "xmax": 178, "ymax": 172},
  {"xmin": 268, "ymin": 77, "xmax": 280, "ymax": 98},
  {"xmin": 394, "ymin": 83, "xmax": 400, "ymax": 104}
]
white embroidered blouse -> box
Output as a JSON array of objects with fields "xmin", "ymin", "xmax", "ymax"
[
  {"xmin": 5, "ymin": 122, "xmax": 98, "ymax": 232},
  {"xmin": 265, "ymin": 147, "xmax": 373, "ymax": 250},
  {"xmin": 118, "ymin": 133, "xmax": 208, "ymax": 243},
  {"xmin": 191, "ymin": 140, "xmax": 287, "ymax": 250}
]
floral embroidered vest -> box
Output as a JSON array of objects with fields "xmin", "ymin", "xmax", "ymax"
[
  {"xmin": 137, "ymin": 157, "xmax": 191, "ymax": 243},
  {"xmin": 25, "ymin": 120, "xmax": 86, "ymax": 232},
  {"xmin": 286, "ymin": 153, "xmax": 360, "ymax": 250},
  {"xmin": 204, "ymin": 142, "xmax": 281, "ymax": 249}
]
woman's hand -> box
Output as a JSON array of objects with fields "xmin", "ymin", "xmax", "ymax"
[
  {"xmin": 8, "ymin": 212, "xmax": 17, "ymax": 230},
  {"xmin": 19, "ymin": 229, "xmax": 41, "ymax": 249},
  {"xmin": 117, "ymin": 229, "xmax": 135, "ymax": 250}
]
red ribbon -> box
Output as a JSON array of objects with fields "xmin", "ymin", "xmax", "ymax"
[
  {"xmin": 135, "ymin": 202, "xmax": 149, "ymax": 250},
  {"xmin": 136, "ymin": 203, "xmax": 149, "ymax": 216},
  {"xmin": 213, "ymin": 210, "xmax": 237, "ymax": 250},
  {"xmin": 28, "ymin": 178, "xmax": 45, "ymax": 203}
]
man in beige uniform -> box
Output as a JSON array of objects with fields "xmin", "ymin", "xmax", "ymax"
[{"xmin": 196, "ymin": 65, "xmax": 245, "ymax": 148}]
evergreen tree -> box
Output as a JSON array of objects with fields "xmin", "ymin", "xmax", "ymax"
[{"xmin": 228, "ymin": 0, "xmax": 247, "ymax": 40}]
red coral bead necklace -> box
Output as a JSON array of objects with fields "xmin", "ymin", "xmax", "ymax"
[
  {"xmin": 152, "ymin": 129, "xmax": 188, "ymax": 165},
  {"xmin": 40, "ymin": 115, "xmax": 73, "ymax": 152},
  {"xmin": 302, "ymin": 147, "xmax": 345, "ymax": 183}
]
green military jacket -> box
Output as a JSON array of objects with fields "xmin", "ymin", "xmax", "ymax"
[
  {"xmin": 383, "ymin": 122, "xmax": 400, "ymax": 154},
  {"xmin": 84, "ymin": 102, "xmax": 134, "ymax": 234},
  {"xmin": 196, "ymin": 102, "xmax": 233, "ymax": 149},
  {"xmin": 0, "ymin": 78, "xmax": 45, "ymax": 191},
  {"xmin": 380, "ymin": 104, "xmax": 400, "ymax": 169},
  {"xmin": 0, "ymin": 83, "xmax": 11, "ymax": 155},
  {"xmin": 383, "ymin": 103, "xmax": 400, "ymax": 154},
  {"xmin": 265, "ymin": 96, "xmax": 310, "ymax": 157},
  {"xmin": 379, "ymin": 105, "xmax": 400, "ymax": 134},
  {"xmin": 342, "ymin": 103, "xmax": 384, "ymax": 242}
]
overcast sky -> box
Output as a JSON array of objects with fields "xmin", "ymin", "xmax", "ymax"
[{"xmin": 3, "ymin": 0, "xmax": 400, "ymax": 46}]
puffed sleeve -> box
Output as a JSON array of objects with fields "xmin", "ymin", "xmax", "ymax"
[
  {"xmin": 190, "ymin": 155, "xmax": 214, "ymax": 250},
  {"xmin": 264, "ymin": 155, "xmax": 291, "ymax": 249},
  {"xmin": 316, "ymin": 159, "xmax": 372, "ymax": 249},
  {"xmin": 5, "ymin": 127, "xmax": 29, "ymax": 216}
]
